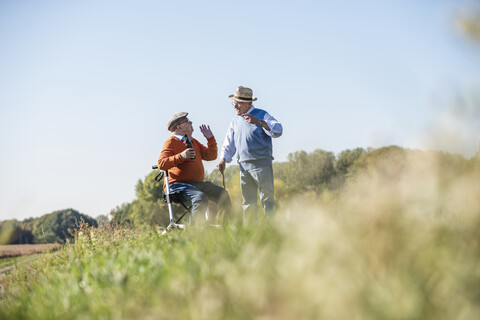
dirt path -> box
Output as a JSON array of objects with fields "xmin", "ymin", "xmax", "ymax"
[
  {"xmin": 0, "ymin": 266, "xmax": 12, "ymax": 279},
  {"xmin": 0, "ymin": 255, "xmax": 40, "ymax": 279}
]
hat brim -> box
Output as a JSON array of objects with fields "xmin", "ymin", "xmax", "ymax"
[{"xmin": 228, "ymin": 94, "xmax": 257, "ymax": 102}]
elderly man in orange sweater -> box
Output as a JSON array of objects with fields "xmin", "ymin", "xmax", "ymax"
[{"xmin": 158, "ymin": 112, "xmax": 232, "ymax": 224}]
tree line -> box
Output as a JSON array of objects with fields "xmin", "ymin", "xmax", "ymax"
[
  {"xmin": 111, "ymin": 145, "xmax": 480, "ymax": 226},
  {"xmin": 1, "ymin": 145, "xmax": 478, "ymax": 244},
  {"xmin": 0, "ymin": 209, "xmax": 97, "ymax": 245}
]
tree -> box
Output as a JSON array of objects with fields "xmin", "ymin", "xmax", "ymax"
[
  {"xmin": 274, "ymin": 149, "xmax": 336, "ymax": 193},
  {"xmin": 136, "ymin": 171, "xmax": 164, "ymax": 203},
  {"xmin": 111, "ymin": 202, "xmax": 134, "ymax": 225},
  {"xmin": 349, "ymin": 146, "xmax": 406, "ymax": 179},
  {"xmin": 336, "ymin": 148, "xmax": 365, "ymax": 176},
  {"xmin": 332, "ymin": 148, "xmax": 365, "ymax": 188},
  {"xmin": 0, "ymin": 209, "xmax": 97, "ymax": 244},
  {"xmin": 33, "ymin": 209, "xmax": 97, "ymax": 243}
]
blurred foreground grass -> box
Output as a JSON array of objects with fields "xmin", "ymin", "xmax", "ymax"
[
  {"xmin": 1, "ymin": 153, "xmax": 479, "ymax": 319},
  {"xmin": 1, "ymin": 209, "xmax": 479, "ymax": 319}
]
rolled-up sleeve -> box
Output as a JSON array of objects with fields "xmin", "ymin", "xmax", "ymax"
[
  {"xmin": 263, "ymin": 113, "xmax": 283, "ymax": 138},
  {"xmin": 220, "ymin": 120, "xmax": 236, "ymax": 163}
]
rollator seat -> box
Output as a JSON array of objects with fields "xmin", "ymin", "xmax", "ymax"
[{"xmin": 163, "ymin": 191, "xmax": 188, "ymax": 205}]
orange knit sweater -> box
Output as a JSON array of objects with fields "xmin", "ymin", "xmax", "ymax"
[{"xmin": 157, "ymin": 135, "xmax": 217, "ymax": 186}]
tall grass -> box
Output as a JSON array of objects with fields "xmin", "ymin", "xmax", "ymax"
[
  {"xmin": 1, "ymin": 154, "xmax": 479, "ymax": 319},
  {"xmin": 1, "ymin": 215, "xmax": 479, "ymax": 318}
]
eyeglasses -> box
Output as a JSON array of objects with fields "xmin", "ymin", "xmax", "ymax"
[{"xmin": 231, "ymin": 101, "xmax": 249, "ymax": 107}]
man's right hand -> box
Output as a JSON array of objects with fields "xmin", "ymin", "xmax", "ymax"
[
  {"xmin": 217, "ymin": 158, "xmax": 226, "ymax": 173},
  {"xmin": 180, "ymin": 148, "xmax": 196, "ymax": 160}
]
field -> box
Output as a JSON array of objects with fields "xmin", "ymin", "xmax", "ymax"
[
  {"xmin": 1, "ymin": 154, "xmax": 479, "ymax": 319},
  {"xmin": 0, "ymin": 203, "xmax": 479, "ymax": 320},
  {"xmin": 0, "ymin": 244, "xmax": 62, "ymax": 280},
  {"xmin": 0, "ymin": 244, "xmax": 62, "ymax": 258}
]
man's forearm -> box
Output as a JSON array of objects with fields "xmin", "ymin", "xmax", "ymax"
[{"xmin": 158, "ymin": 153, "xmax": 183, "ymax": 170}]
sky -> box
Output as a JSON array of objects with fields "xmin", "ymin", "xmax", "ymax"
[{"xmin": 1, "ymin": 0, "xmax": 479, "ymax": 221}]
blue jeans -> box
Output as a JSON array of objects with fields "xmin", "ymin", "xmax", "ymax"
[
  {"xmin": 239, "ymin": 162, "xmax": 275, "ymax": 220},
  {"xmin": 169, "ymin": 181, "xmax": 232, "ymax": 224}
]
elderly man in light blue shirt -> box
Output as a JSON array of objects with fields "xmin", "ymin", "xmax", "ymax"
[{"xmin": 217, "ymin": 86, "xmax": 283, "ymax": 220}]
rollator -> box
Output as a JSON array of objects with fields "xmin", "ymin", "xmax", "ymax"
[{"xmin": 152, "ymin": 165, "xmax": 191, "ymax": 235}]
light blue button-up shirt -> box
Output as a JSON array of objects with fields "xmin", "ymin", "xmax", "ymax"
[{"xmin": 220, "ymin": 106, "xmax": 283, "ymax": 163}]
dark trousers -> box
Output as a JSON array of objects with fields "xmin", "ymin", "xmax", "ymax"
[{"xmin": 169, "ymin": 181, "xmax": 232, "ymax": 224}]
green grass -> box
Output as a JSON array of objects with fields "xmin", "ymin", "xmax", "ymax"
[
  {"xmin": 0, "ymin": 254, "xmax": 43, "ymax": 270},
  {"xmin": 0, "ymin": 256, "xmax": 21, "ymax": 269},
  {"xmin": 1, "ymin": 206, "xmax": 479, "ymax": 320},
  {"xmin": 3, "ymin": 148, "xmax": 479, "ymax": 319}
]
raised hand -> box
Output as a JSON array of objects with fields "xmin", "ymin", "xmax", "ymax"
[{"xmin": 199, "ymin": 124, "xmax": 213, "ymax": 139}]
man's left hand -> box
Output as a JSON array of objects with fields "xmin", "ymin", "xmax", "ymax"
[{"xmin": 200, "ymin": 124, "xmax": 214, "ymax": 139}]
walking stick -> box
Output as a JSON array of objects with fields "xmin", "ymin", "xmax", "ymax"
[{"xmin": 221, "ymin": 171, "xmax": 226, "ymax": 189}]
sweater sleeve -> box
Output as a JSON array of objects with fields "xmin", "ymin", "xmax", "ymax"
[
  {"xmin": 158, "ymin": 138, "xmax": 184, "ymax": 170},
  {"xmin": 197, "ymin": 136, "xmax": 217, "ymax": 161}
]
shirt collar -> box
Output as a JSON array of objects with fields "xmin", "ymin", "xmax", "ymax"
[
  {"xmin": 245, "ymin": 105, "xmax": 255, "ymax": 114},
  {"xmin": 174, "ymin": 134, "xmax": 191, "ymax": 141}
]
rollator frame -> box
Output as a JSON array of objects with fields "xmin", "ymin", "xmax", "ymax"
[{"xmin": 152, "ymin": 165, "xmax": 192, "ymax": 235}]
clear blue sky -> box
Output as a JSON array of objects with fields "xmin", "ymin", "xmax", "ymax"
[{"xmin": 1, "ymin": 0, "xmax": 479, "ymax": 221}]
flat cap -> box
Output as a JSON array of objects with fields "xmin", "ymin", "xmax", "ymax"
[{"xmin": 167, "ymin": 112, "xmax": 188, "ymax": 131}]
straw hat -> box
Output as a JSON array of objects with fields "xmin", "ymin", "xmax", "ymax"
[
  {"xmin": 167, "ymin": 112, "xmax": 188, "ymax": 131},
  {"xmin": 228, "ymin": 86, "xmax": 257, "ymax": 102}
]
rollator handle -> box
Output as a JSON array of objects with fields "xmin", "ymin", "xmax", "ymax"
[{"xmin": 152, "ymin": 164, "xmax": 163, "ymax": 182}]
